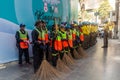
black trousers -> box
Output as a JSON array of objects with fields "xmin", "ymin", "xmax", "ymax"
[
  {"xmin": 104, "ymin": 37, "xmax": 108, "ymax": 47},
  {"xmin": 46, "ymin": 43, "xmax": 50, "ymax": 61},
  {"xmin": 52, "ymin": 55, "xmax": 58, "ymax": 67},
  {"xmin": 51, "ymin": 48, "xmax": 58, "ymax": 67},
  {"xmin": 18, "ymin": 48, "xmax": 30, "ymax": 64},
  {"xmin": 33, "ymin": 46, "xmax": 44, "ymax": 73}
]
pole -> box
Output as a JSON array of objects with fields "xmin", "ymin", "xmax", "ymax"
[{"xmin": 114, "ymin": 0, "xmax": 119, "ymax": 39}]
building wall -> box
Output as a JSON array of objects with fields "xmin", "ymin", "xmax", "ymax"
[{"xmin": 85, "ymin": 0, "xmax": 102, "ymax": 9}]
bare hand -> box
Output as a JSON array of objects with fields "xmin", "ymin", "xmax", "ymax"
[{"xmin": 37, "ymin": 41, "xmax": 41, "ymax": 44}]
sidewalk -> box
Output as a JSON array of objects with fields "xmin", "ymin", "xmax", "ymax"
[
  {"xmin": 0, "ymin": 61, "xmax": 33, "ymax": 80},
  {"xmin": 0, "ymin": 39, "xmax": 120, "ymax": 80}
]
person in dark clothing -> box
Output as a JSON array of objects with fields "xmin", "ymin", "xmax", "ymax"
[
  {"xmin": 102, "ymin": 27, "xmax": 109, "ymax": 48},
  {"xmin": 31, "ymin": 20, "xmax": 45, "ymax": 73},
  {"xmin": 15, "ymin": 24, "xmax": 31, "ymax": 66}
]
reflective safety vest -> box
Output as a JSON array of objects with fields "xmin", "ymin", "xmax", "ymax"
[
  {"xmin": 35, "ymin": 28, "xmax": 45, "ymax": 41},
  {"xmin": 79, "ymin": 32, "xmax": 84, "ymax": 42},
  {"xmin": 19, "ymin": 30, "xmax": 27, "ymax": 40},
  {"xmin": 61, "ymin": 31, "xmax": 68, "ymax": 48},
  {"xmin": 72, "ymin": 29, "xmax": 76, "ymax": 41},
  {"xmin": 18, "ymin": 30, "xmax": 28, "ymax": 49},
  {"xmin": 68, "ymin": 30, "xmax": 73, "ymax": 48},
  {"xmin": 61, "ymin": 31, "xmax": 67, "ymax": 40},
  {"xmin": 44, "ymin": 28, "xmax": 49, "ymax": 43},
  {"xmin": 54, "ymin": 30, "xmax": 62, "ymax": 51}
]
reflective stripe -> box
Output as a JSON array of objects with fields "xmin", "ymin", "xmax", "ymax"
[
  {"xmin": 61, "ymin": 50, "xmax": 68, "ymax": 53},
  {"xmin": 41, "ymin": 30, "xmax": 45, "ymax": 40},
  {"xmin": 35, "ymin": 28, "xmax": 41, "ymax": 40},
  {"xmin": 73, "ymin": 46, "xmax": 78, "ymax": 49},
  {"xmin": 18, "ymin": 30, "xmax": 27, "ymax": 40},
  {"xmin": 52, "ymin": 53, "xmax": 58, "ymax": 56},
  {"xmin": 76, "ymin": 30, "xmax": 80, "ymax": 36}
]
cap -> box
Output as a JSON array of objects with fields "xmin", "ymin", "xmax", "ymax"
[{"xmin": 20, "ymin": 24, "xmax": 26, "ymax": 27}]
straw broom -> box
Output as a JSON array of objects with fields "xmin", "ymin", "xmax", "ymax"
[
  {"xmin": 73, "ymin": 48, "xmax": 81, "ymax": 59},
  {"xmin": 62, "ymin": 50, "xmax": 75, "ymax": 67},
  {"xmin": 33, "ymin": 51, "xmax": 61, "ymax": 80},
  {"xmin": 77, "ymin": 44, "xmax": 88, "ymax": 58},
  {"xmin": 68, "ymin": 52, "xmax": 74, "ymax": 60},
  {"xmin": 56, "ymin": 53, "xmax": 71, "ymax": 73},
  {"xmin": 67, "ymin": 49, "xmax": 75, "ymax": 61}
]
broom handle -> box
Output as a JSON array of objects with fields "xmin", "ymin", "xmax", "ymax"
[
  {"xmin": 43, "ymin": 51, "xmax": 46, "ymax": 60},
  {"xmin": 43, "ymin": 45, "xmax": 46, "ymax": 60},
  {"xmin": 58, "ymin": 51, "xmax": 60, "ymax": 58}
]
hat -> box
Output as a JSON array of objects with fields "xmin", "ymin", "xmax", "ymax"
[
  {"xmin": 20, "ymin": 24, "xmax": 26, "ymax": 27},
  {"xmin": 66, "ymin": 25, "xmax": 71, "ymax": 29},
  {"xmin": 61, "ymin": 24, "xmax": 65, "ymax": 28},
  {"xmin": 73, "ymin": 21, "xmax": 78, "ymax": 24}
]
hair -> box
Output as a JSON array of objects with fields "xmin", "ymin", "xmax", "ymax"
[{"xmin": 34, "ymin": 20, "xmax": 42, "ymax": 26}]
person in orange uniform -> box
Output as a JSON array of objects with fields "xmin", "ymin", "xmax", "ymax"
[
  {"xmin": 15, "ymin": 24, "xmax": 31, "ymax": 66},
  {"xmin": 60, "ymin": 24, "xmax": 69, "ymax": 59},
  {"xmin": 66, "ymin": 26, "xmax": 74, "ymax": 57},
  {"xmin": 51, "ymin": 24, "xmax": 62, "ymax": 66},
  {"xmin": 79, "ymin": 25, "xmax": 84, "ymax": 45}
]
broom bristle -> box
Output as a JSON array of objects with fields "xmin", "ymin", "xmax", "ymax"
[
  {"xmin": 62, "ymin": 53, "xmax": 74, "ymax": 67},
  {"xmin": 78, "ymin": 47, "xmax": 88, "ymax": 58},
  {"xmin": 33, "ymin": 60, "xmax": 61, "ymax": 80},
  {"xmin": 73, "ymin": 49, "xmax": 81, "ymax": 59},
  {"xmin": 68, "ymin": 52, "xmax": 75, "ymax": 61},
  {"xmin": 56, "ymin": 58, "xmax": 71, "ymax": 73}
]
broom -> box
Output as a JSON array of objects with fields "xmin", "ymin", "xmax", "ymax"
[
  {"xmin": 67, "ymin": 49, "xmax": 75, "ymax": 61},
  {"xmin": 77, "ymin": 44, "xmax": 88, "ymax": 58},
  {"xmin": 56, "ymin": 52, "xmax": 71, "ymax": 73},
  {"xmin": 33, "ymin": 46, "xmax": 61, "ymax": 80},
  {"xmin": 62, "ymin": 50, "xmax": 75, "ymax": 67},
  {"xmin": 73, "ymin": 48, "xmax": 81, "ymax": 59}
]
